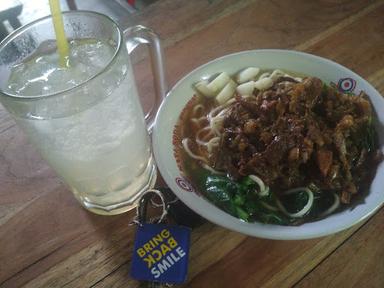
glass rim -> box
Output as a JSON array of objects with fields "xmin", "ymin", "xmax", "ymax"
[{"xmin": 0, "ymin": 10, "xmax": 123, "ymax": 100}]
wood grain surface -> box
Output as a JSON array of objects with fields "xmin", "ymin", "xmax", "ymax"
[{"xmin": 1, "ymin": 0, "xmax": 384, "ymax": 287}]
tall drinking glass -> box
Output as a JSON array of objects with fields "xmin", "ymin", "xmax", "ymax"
[{"xmin": 0, "ymin": 11, "xmax": 166, "ymax": 215}]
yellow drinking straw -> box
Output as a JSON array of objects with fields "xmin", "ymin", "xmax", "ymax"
[{"xmin": 49, "ymin": 0, "xmax": 70, "ymax": 67}]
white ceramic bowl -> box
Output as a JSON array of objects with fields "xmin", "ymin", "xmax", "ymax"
[{"xmin": 152, "ymin": 49, "xmax": 384, "ymax": 240}]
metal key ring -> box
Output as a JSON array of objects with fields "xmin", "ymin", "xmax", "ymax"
[
  {"xmin": 150, "ymin": 192, "xmax": 179, "ymax": 208},
  {"xmin": 136, "ymin": 189, "xmax": 168, "ymax": 225}
]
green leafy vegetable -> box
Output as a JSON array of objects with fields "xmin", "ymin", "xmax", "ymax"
[
  {"xmin": 202, "ymin": 174, "xmax": 340, "ymax": 225},
  {"xmin": 205, "ymin": 175, "xmax": 289, "ymax": 224}
]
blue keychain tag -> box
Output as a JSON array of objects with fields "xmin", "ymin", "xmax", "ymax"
[
  {"xmin": 130, "ymin": 190, "xmax": 191, "ymax": 285},
  {"xmin": 131, "ymin": 223, "xmax": 190, "ymax": 284}
]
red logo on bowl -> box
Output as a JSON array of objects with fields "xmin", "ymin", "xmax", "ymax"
[
  {"xmin": 337, "ymin": 78, "xmax": 356, "ymax": 93},
  {"xmin": 175, "ymin": 177, "xmax": 195, "ymax": 193}
]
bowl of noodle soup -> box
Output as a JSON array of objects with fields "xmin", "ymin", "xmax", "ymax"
[{"xmin": 152, "ymin": 49, "xmax": 384, "ymax": 239}]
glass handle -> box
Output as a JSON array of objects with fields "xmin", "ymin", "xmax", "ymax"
[{"xmin": 124, "ymin": 25, "xmax": 167, "ymax": 131}]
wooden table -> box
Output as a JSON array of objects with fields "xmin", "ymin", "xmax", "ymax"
[{"xmin": 1, "ymin": 0, "xmax": 384, "ymax": 287}]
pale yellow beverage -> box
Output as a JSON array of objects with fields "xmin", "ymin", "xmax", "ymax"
[
  {"xmin": 5, "ymin": 39, "xmax": 156, "ymax": 214},
  {"xmin": 0, "ymin": 12, "xmax": 165, "ymax": 215}
]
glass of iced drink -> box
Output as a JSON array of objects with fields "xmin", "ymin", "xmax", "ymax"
[{"xmin": 0, "ymin": 12, "xmax": 166, "ymax": 215}]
